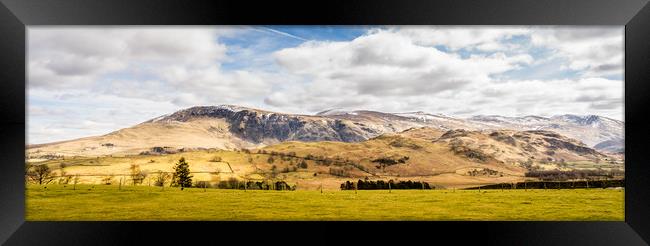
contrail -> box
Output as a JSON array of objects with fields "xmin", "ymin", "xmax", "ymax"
[{"xmin": 258, "ymin": 26, "xmax": 309, "ymax": 41}]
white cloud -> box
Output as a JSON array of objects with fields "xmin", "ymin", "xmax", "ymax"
[
  {"xmin": 28, "ymin": 27, "xmax": 231, "ymax": 89},
  {"xmin": 27, "ymin": 26, "xmax": 625, "ymax": 144},
  {"xmin": 395, "ymin": 26, "xmax": 530, "ymax": 51},
  {"xmin": 530, "ymin": 26, "xmax": 624, "ymax": 77},
  {"xmin": 269, "ymin": 29, "xmax": 534, "ymax": 112},
  {"xmin": 27, "ymin": 27, "xmax": 272, "ymax": 143}
]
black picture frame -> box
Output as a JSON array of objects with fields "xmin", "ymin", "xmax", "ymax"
[{"xmin": 1, "ymin": 0, "xmax": 649, "ymax": 245}]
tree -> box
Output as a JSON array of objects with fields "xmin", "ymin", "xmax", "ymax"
[
  {"xmin": 270, "ymin": 165, "xmax": 278, "ymax": 178},
  {"xmin": 130, "ymin": 164, "xmax": 147, "ymax": 185},
  {"xmin": 154, "ymin": 171, "xmax": 171, "ymax": 187},
  {"xmin": 58, "ymin": 163, "xmax": 70, "ymax": 184},
  {"xmin": 59, "ymin": 163, "xmax": 67, "ymax": 176},
  {"xmin": 298, "ymin": 160, "xmax": 308, "ymax": 169},
  {"xmin": 171, "ymin": 157, "xmax": 193, "ymax": 188},
  {"xmin": 267, "ymin": 156, "xmax": 275, "ymax": 164},
  {"xmin": 25, "ymin": 163, "xmax": 33, "ymax": 178},
  {"xmin": 72, "ymin": 175, "xmax": 80, "ymax": 190},
  {"xmin": 101, "ymin": 174, "xmax": 115, "ymax": 185},
  {"xmin": 27, "ymin": 164, "xmax": 55, "ymax": 185}
]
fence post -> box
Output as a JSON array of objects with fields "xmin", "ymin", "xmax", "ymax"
[{"xmin": 388, "ymin": 182, "xmax": 391, "ymax": 193}]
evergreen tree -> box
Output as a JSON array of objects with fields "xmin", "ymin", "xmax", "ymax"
[{"xmin": 171, "ymin": 157, "xmax": 193, "ymax": 188}]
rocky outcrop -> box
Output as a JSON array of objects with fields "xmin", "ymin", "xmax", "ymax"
[{"xmin": 152, "ymin": 106, "xmax": 375, "ymax": 144}]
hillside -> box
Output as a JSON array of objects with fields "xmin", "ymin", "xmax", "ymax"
[
  {"xmin": 27, "ymin": 118, "xmax": 262, "ymax": 158},
  {"xmin": 27, "ymin": 105, "xmax": 426, "ymax": 158},
  {"xmin": 430, "ymin": 129, "xmax": 613, "ymax": 169},
  {"xmin": 30, "ymin": 125, "xmax": 621, "ymax": 189},
  {"xmin": 26, "ymin": 102, "xmax": 622, "ymax": 189},
  {"xmin": 467, "ymin": 114, "xmax": 624, "ymax": 153},
  {"xmin": 27, "ymin": 105, "xmax": 624, "ymax": 159}
]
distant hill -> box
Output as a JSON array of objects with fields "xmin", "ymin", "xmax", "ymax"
[
  {"xmin": 467, "ymin": 114, "xmax": 623, "ymax": 153},
  {"xmin": 26, "ymin": 105, "xmax": 624, "ymax": 189},
  {"xmin": 27, "ymin": 105, "xmax": 623, "ymax": 158}
]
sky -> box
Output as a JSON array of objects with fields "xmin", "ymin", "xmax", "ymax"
[{"xmin": 27, "ymin": 26, "xmax": 624, "ymax": 144}]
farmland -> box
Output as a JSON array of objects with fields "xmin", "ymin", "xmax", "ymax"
[{"xmin": 26, "ymin": 184, "xmax": 624, "ymax": 221}]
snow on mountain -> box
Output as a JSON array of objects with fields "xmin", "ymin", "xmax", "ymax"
[
  {"xmin": 394, "ymin": 111, "xmax": 453, "ymax": 122},
  {"xmin": 315, "ymin": 108, "xmax": 358, "ymax": 116},
  {"xmin": 31, "ymin": 104, "xmax": 624, "ymax": 156},
  {"xmin": 467, "ymin": 114, "xmax": 623, "ymax": 152},
  {"xmin": 146, "ymin": 106, "xmax": 624, "ymax": 153}
]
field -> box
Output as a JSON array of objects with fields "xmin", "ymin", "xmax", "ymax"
[
  {"xmin": 26, "ymin": 184, "xmax": 624, "ymax": 221},
  {"xmin": 26, "ymin": 148, "xmax": 528, "ymax": 190}
]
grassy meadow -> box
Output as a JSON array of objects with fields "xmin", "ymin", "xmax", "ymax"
[{"xmin": 26, "ymin": 184, "xmax": 624, "ymax": 221}]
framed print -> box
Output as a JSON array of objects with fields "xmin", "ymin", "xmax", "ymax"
[{"xmin": 1, "ymin": 0, "xmax": 649, "ymax": 245}]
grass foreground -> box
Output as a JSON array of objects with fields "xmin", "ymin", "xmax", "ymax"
[{"xmin": 26, "ymin": 184, "xmax": 624, "ymax": 221}]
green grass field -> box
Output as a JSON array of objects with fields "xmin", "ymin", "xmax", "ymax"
[{"xmin": 26, "ymin": 184, "xmax": 624, "ymax": 221}]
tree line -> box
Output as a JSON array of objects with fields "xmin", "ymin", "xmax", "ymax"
[
  {"xmin": 196, "ymin": 178, "xmax": 295, "ymax": 190},
  {"xmin": 466, "ymin": 179, "xmax": 624, "ymax": 190},
  {"xmin": 340, "ymin": 179, "xmax": 432, "ymax": 190},
  {"xmin": 524, "ymin": 169, "xmax": 624, "ymax": 181}
]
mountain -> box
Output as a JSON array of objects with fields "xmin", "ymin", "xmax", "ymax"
[
  {"xmin": 27, "ymin": 105, "xmax": 411, "ymax": 157},
  {"xmin": 26, "ymin": 105, "xmax": 624, "ymax": 158},
  {"xmin": 314, "ymin": 110, "xmax": 624, "ymax": 153},
  {"xmin": 466, "ymin": 114, "xmax": 624, "ymax": 153},
  {"xmin": 26, "ymin": 105, "xmax": 624, "ymax": 189}
]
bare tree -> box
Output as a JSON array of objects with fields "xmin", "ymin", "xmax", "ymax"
[
  {"xmin": 130, "ymin": 164, "xmax": 147, "ymax": 185},
  {"xmin": 101, "ymin": 174, "xmax": 115, "ymax": 185},
  {"xmin": 59, "ymin": 163, "xmax": 67, "ymax": 176},
  {"xmin": 72, "ymin": 175, "xmax": 80, "ymax": 190},
  {"xmin": 58, "ymin": 163, "xmax": 71, "ymax": 184},
  {"xmin": 154, "ymin": 171, "xmax": 171, "ymax": 189},
  {"xmin": 26, "ymin": 164, "xmax": 55, "ymax": 185},
  {"xmin": 25, "ymin": 163, "xmax": 32, "ymax": 175}
]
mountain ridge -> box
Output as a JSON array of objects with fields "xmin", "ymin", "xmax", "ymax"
[{"xmin": 27, "ymin": 105, "xmax": 624, "ymax": 155}]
